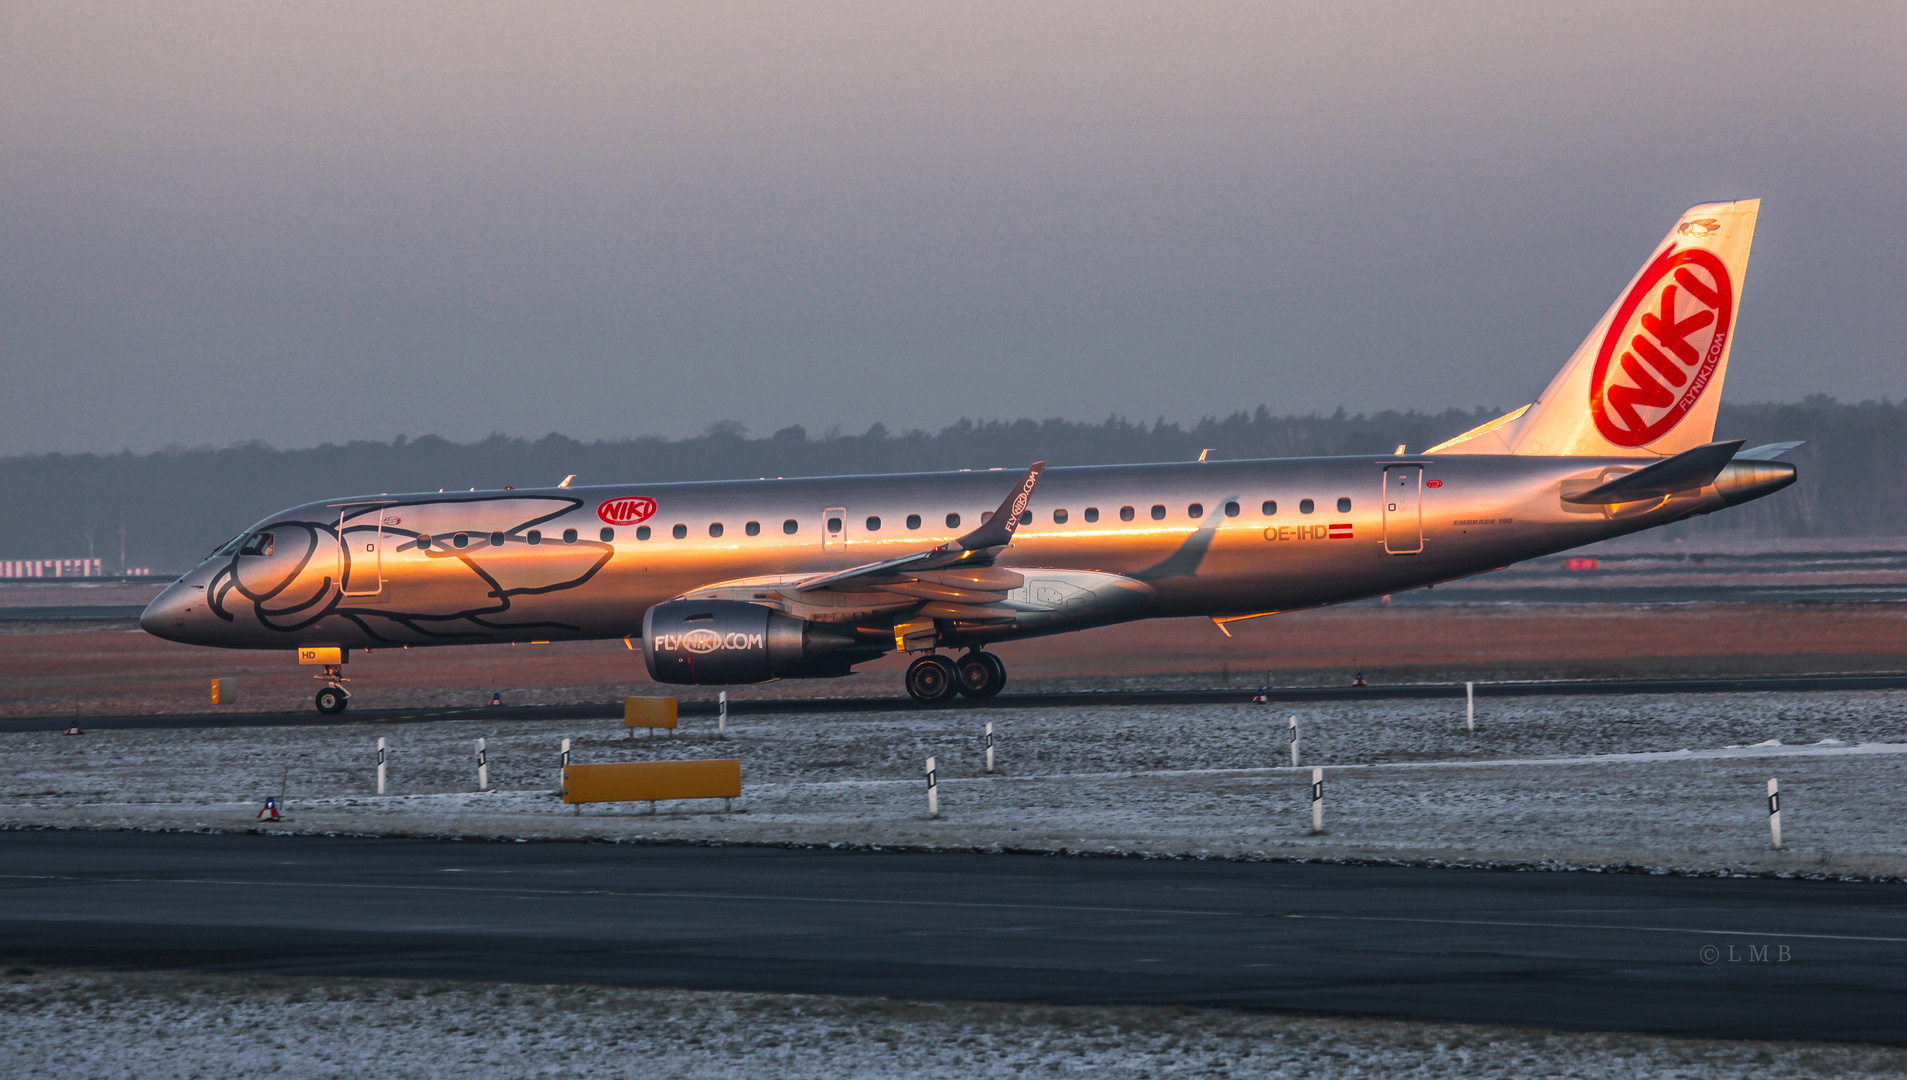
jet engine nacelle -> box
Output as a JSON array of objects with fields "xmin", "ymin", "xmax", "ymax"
[{"xmin": 641, "ymin": 600, "xmax": 873, "ymax": 684}]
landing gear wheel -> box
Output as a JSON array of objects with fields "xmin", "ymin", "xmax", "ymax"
[
  {"xmin": 315, "ymin": 686, "xmax": 349, "ymax": 715},
  {"xmin": 956, "ymin": 650, "xmax": 1006, "ymax": 698},
  {"xmin": 905, "ymin": 654, "xmax": 961, "ymax": 703}
]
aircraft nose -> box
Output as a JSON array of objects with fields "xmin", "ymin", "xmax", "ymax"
[{"xmin": 140, "ymin": 580, "xmax": 204, "ymax": 643}]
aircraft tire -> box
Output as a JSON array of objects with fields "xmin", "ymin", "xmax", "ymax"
[
  {"xmin": 315, "ymin": 686, "xmax": 349, "ymax": 715},
  {"xmin": 905, "ymin": 654, "xmax": 960, "ymax": 703},
  {"xmin": 955, "ymin": 651, "xmax": 1006, "ymax": 698}
]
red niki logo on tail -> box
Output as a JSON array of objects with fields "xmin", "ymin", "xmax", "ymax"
[
  {"xmin": 597, "ymin": 497, "xmax": 657, "ymax": 526},
  {"xmin": 1589, "ymin": 246, "xmax": 1734, "ymax": 447}
]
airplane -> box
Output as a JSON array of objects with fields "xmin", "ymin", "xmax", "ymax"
[{"xmin": 142, "ymin": 200, "xmax": 1798, "ymax": 714}]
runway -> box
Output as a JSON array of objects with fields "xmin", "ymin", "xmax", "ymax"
[
  {"xmin": 2, "ymin": 831, "xmax": 1903, "ymax": 1043},
  {"xmin": 7, "ymin": 672, "xmax": 1907, "ymax": 733}
]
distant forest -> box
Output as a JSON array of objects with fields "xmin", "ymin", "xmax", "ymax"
[{"xmin": 2, "ymin": 398, "xmax": 1897, "ymax": 572}]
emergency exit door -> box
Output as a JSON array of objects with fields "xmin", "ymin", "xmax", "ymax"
[
  {"xmin": 339, "ymin": 505, "xmax": 385, "ymax": 595},
  {"xmin": 822, "ymin": 507, "xmax": 847, "ymax": 552},
  {"xmin": 1382, "ymin": 466, "xmax": 1423, "ymax": 554}
]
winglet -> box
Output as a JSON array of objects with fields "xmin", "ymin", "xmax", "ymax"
[{"xmin": 946, "ymin": 462, "xmax": 1046, "ymax": 552}]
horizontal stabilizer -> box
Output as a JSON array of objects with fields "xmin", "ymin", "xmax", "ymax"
[
  {"xmin": 1735, "ymin": 441, "xmax": 1805, "ymax": 461},
  {"xmin": 1562, "ymin": 440, "xmax": 1743, "ymax": 505}
]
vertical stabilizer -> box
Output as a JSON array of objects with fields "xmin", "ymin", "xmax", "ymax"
[{"xmin": 1432, "ymin": 200, "xmax": 1759, "ymax": 457}]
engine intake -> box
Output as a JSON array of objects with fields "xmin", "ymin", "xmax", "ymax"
[{"xmin": 642, "ymin": 600, "xmax": 874, "ymax": 684}]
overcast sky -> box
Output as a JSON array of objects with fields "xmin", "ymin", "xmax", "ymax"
[{"xmin": 3, "ymin": 1, "xmax": 1903, "ymax": 455}]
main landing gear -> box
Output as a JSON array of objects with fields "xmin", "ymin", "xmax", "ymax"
[
  {"xmin": 314, "ymin": 665, "xmax": 351, "ymax": 715},
  {"xmin": 905, "ymin": 650, "xmax": 1006, "ymax": 703}
]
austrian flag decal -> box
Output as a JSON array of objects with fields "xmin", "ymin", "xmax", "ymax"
[
  {"xmin": 597, "ymin": 497, "xmax": 657, "ymax": 526},
  {"xmin": 1328, "ymin": 523, "xmax": 1353, "ymax": 540},
  {"xmin": 1589, "ymin": 246, "xmax": 1734, "ymax": 447}
]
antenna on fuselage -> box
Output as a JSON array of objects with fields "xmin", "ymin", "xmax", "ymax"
[
  {"xmin": 558, "ymin": 475, "xmax": 575, "ymax": 489},
  {"xmin": 1197, "ymin": 449, "xmax": 1215, "ymax": 462}
]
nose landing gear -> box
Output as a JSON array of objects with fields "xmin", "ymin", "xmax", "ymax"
[{"xmin": 314, "ymin": 665, "xmax": 351, "ymax": 715}]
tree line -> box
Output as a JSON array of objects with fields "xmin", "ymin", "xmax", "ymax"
[{"xmin": 1, "ymin": 397, "xmax": 1894, "ymax": 572}]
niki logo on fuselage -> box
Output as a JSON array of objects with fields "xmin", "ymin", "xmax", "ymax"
[
  {"xmin": 654, "ymin": 629, "xmax": 765, "ymax": 654},
  {"xmin": 1589, "ymin": 246, "xmax": 1734, "ymax": 447},
  {"xmin": 598, "ymin": 497, "xmax": 657, "ymax": 526}
]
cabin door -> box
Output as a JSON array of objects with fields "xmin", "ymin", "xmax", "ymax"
[
  {"xmin": 339, "ymin": 504, "xmax": 385, "ymax": 595},
  {"xmin": 822, "ymin": 507, "xmax": 847, "ymax": 552},
  {"xmin": 1382, "ymin": 467, "xmax": 1424, "ymax": 554}
]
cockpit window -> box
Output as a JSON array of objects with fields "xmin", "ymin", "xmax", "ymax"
[
  {"xmin": 211, "ymin": 532, "xmax": 248, "ymax": 557},
  {"xmin": 237, "ymin": 532, "xmax": 274, "ymax": 557}
]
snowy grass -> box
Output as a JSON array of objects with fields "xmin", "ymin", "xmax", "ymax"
[
  {"xmin": 6, "ymin": 690, "xmax": 1907, "ymax": 876},
  {"xmin": 2, "ymin": 967, "xmax": 1902, "ymax": 1080}
]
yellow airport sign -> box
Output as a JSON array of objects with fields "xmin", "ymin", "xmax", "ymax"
[
  {"xmin": 624, "ymin": 696, "xmax": 678, "ymax": 729},
  {"xmin": 562, "ymin": 760, "xmax": 741, "ymax": 805}
]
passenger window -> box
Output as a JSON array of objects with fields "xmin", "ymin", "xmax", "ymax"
[
  {"xmin": 1300, "ymin": 499, "xmax": 1314, "ymax": 514},
  {"xmin": 1120, "ymin": 506, "xmax": 1135, "ymax": 521},
  {"xmin": 827, "ymin": 516, "xmax": 843, "ymax": 532},
  {"xmin": 783, "ymin": 519, "xmax": 798, "ymax": 535},
  {"xmin": 746, "ymin": 521, "xmax": 761, "ymax": 536},
  {"xmin": 492, "ymin": 532, "xmax": 506, "ymax": 546},
  {"xmin": 239, "ymin": 532, "xmax": 274, "ymax": 557},
  {"xmin": 1150, "ymin": 505, "xmax": 1166, "ymax": 520},
  {"xmin": 636, "ymin": 526, "xmax": 651, "ymax": 541},
  {"xmin": 600, "ymin": 527, "xmax": 614, "ymax": 542},
  {"xmin": 906, "ymin": 514, "xmax": 921, "ymax": 530},
  {"xmin": 1225, "ymin": 501, "xmax": 1240, "ymax": 517},
  {"xmin": 946, "ymin": 513, "xmax": 961, "ymax": 528},
  {"xmin": 1263, "ymin": 501, "xmax": 1277, "ymax": 515},
  {"xmin": 709, "ymin": 523, "xmax": 724, "ymax": 538},
  {"xmin": 672, "ymin": 524, "xmax": 687, "ymax": 539},
  {"xmin": 1053, "ymin": 509, "xmax": 1068, "ymax": 524},
  {"xmin": 1188, "ymin": 503, "xmax": 1204, "ymax": 519},
  {"xmin": 526, "ymin": 530, "xmax": 540, "ymax": 545},
  {"xmin": 1337, "ymin": 497, "xmax": 1352, "ymax": 513},
  {"xmin": 1084, "ymin": 507, "xmax": 1099, "ymax": 522},
  {"xmin": 866, "ymin": 516, "xmax": 881, "ymax": 531},
  {"xmin": 454, "ymin": 533, "xmax": 469, "ymax": 548},
  {"xmin": 563, "ymin": 528, "xmax": 578, "ymax": 544},
  {"xmin": 1019, "ymin": 510, "xmax": 1032, "ymax": 525}
]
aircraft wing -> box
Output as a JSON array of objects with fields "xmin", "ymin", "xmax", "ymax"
[
  {"xmin": 668, "ymin": 463, "xmax": 1053, "ymax": 632},
  {"xmin": 794, "ymin": 461, "xmax": 1046, "ymax": 594}
]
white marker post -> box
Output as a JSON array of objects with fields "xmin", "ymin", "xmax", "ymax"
[
  {"xmin": 926, "ymin": 756, "xmax": 939, "ymax": 819},
  {"xmin": 1466, "ymin": 682, "xmax": 1475, "ymax": 733},
  {"xmin": 476, "ymin": 737, "xmax": 489, "ymax": 792},
  {"xmin": 1289, "ymin": 716, "xmax": 1299, "ymax": 768},
  {"xmin": 376, "ymin": 737, "xmax": 387, "ymax": 795},
  {"xmin": 1768, "ymin": 777, "xmax": 1782, "ymax": 850},
  {"xmin": 1310, "ymin": 768, "xmax": 1324, "ymax": 833},
  {"xmin": 984, "ymin": 723, "xmax": 995, "ymax": 774},
  {"xmin": 718, "ymin": 691, "xmax": 728, "ymax": 739}
]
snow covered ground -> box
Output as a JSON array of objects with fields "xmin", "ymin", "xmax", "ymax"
[
  {"xmin": 6, "ymin": 690, "xmax": 1907, "ymax": 877},
  {"xmin": 3, "ymin": 967, "xmax": 1903, "ymax": 1080}
]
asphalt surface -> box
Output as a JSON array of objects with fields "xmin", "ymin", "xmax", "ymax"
[
  {"xmin": 9, "ymin": 672, "xmax": 1907, "ymax": 734},
  {"xmin": 1, "ymin": 831, "xmax": 1902, "ymax": 1042}
]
